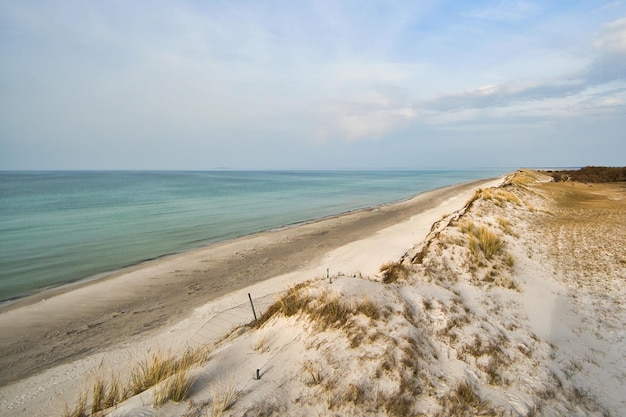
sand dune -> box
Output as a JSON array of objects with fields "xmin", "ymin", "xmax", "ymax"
[{"xmin": 2, "ymin": 171, "xmax": 625, "ymax": 416}]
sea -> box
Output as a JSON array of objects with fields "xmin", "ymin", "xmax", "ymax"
[{"xmin": 0, "ymin": 169, "xmax": 510, "ymax": 302}]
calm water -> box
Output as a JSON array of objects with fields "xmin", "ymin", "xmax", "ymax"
[{"xmin": 0, "ymin": 170, "xmax": 508, "ymax": 301}]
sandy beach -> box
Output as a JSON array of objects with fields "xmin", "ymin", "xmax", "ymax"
[
  {"xmin": 3, "ymin": 171, "xmax": 624, "ymax": 417},
  {"xmin": 0, "ymin": 178, "xmax": 496, "ymax": 392}
]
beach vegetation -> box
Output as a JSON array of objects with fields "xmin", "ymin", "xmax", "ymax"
[
  {"xmin": 477, "ymin": 226, "xmax": 504, "ymax": 260},
  {"xmin": 435, "ymin": 381, "xmax": 497, "ymax": 417},
  {"xmin": 61, "ymin": 346, "xmax": 209, "ymax": 416},
  {"xmin": 253, "ymin": 284, "xmax": 382, "ymax": 339},
  {"xmin": 343, "ymin": 382, "xmax": 364, "ymax": 406},
  {"xmin": 354, "ymin": 296, "xmax": 381, "ymax": 320},
  {"xmin": 253, "ymin": 333, "xmax": 270, "ymax": 353},
  {"xmin": 506, "ymin": 170, "xmax": 540, "ymax": 187},
  {"xmin": 153, "ymin": 370, "xmax": 195, "ymax": 407},
  {"xmin": 497, "ymin": 217, "xmax": 516, "ymax": 236},
  {"xmin": 129, "ymin": 347, "xmax": 209, "ymax": 395},
  {"xmin": 253, "ymin": 283, "xmax": 311, "ymax": 328},
  {"xmin": 211, "ymin": 378, "xmax": 240, "ymax": 417},
  {"xmin": 550, "ymin": 166, "xmax": 626, "ymax": 183},
  {"xmin": 302, "ymin": 360, "xmax": 323, "ymax": 386},
  {"xmin": 62, "ymin": 391, "xmax": 88, "ymax": 417},
  {"xmin": 90, "ymin": 371, "xmax": 123, "ymax": 414},
  {"xmin": 309, "ymin": 295, "xmax": 352, "ymax": 330},
  {"xmin": 461, "ymin": 222, "xmax": 504, "ymax": 262},
  {"xmin": 484, "ymin": 188, "xmax": 521, "ymax": 206},
  {"xmin": 379, "ymin": 261, "xmax": 409, "ymax": 283}
]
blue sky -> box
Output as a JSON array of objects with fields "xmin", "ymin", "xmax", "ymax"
[{"xmin": 1, "ymin": 1, "xmax": 625, "ymax": 170}]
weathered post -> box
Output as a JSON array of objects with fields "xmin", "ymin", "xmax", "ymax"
[{"xmin": 248, "ymin": 293, "xmax": 257, "ymax": 321}]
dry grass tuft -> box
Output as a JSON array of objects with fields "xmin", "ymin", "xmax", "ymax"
[
  {"xmin": 343, "ymin": 383, "xmax": 364, "ymax": 405},
  {"xmin": 130, "ymin": 352, "xmax": 174, "ymax": 395},
  {"xmin": 497, "ymin": 217, "xmax": 516, "ymax": 236},
  {"xmin": 310, "ymin": 295, "xmax": 352, "ymax": 331},
  {"xmin": 211, "ymin": 379, "xmax": 240, "ymax": 417},
  {"xmin": 436, "ymin": 381, "xmax": 496, "ymax": 416},
  {"xmin": 302, "ymin": 360, "xmax": 323, "ymax": 386},
  {"xmin": 461, "ymin": 222, "xmax": 504, "ymax": 261},
  {"xmin": 354, "ymin": 297, "xmax": 380, "ymax": 320},
  {"xmin": 506, "ymin": 170, "xmax": 540, "ymax": 187},
  {"xmin": 380, "ymin": 261, "xmax": 409, "ymax": 283},
  {"xmin": 153, "ymin": 371, "xmax": 195, "ymax": 407},
  {"xmin": 472, "ymin": 187, "xmax": 521, "ymax": 207},
  {"xmin": 90, "ymin": 372, "xmax": 123, "ymax": 414},
  {"xmin": 476, "ymin": 226, "xmax": 504, "ymax": 259},
  {"xmin": 62, "ymin": 391, "xmax": 88, "ymax": 417},
  {"xmin": 63, "ymin": 346, "xmax": 209, "ymax": 416},
  {"xmin": 254, "ymin": 283, "xmax": 311, "ymax": 328}
]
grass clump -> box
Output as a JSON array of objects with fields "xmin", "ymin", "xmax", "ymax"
[
  {"xmin": 153, "ymin": 371, "xmax": 195, "ymax": 407},
  {"xmin": 461, "ymin": 222, "xmax": 504, "ymax": 261},
  {"xmin": 310, "ymin": 296, "xmax": 352, "ymax": 331},
  {"xmin": 380, "ymin": 261, "xmax": 409, "ymax": 283},
  {"xmin": 255, "ymin": 284, "xmax": 380, "ymax": 335},
  {"xmin": 91, "ymin": 372, "xmax": 123, "ymax": 414},
  {"xmin": 436, "ymin": 381, "xmax": 496, "ymax": 416},
  {"xmin": 497, "ymin": 217, "xmax": 516, "ymax": 236},
  {"xmin": 254, "ymin": 283, "xmax": 311, "ymax": 328},
  {"xmin": 62, "ymin": 392, "xmax": 88, "ymax": 417},
  {"xmin": 62, "ymin": 346, "xmax": 209, "ymax": 416},
  {"xmin": 130, "ymin": 347, "xmax": 208, "ymax": 396},
  {"xmin": 476, "ymin": 226, "xmax": 504, "ymax": 260},
  {"xmin": 211, "ymin": 379, "xmax": 240, "ymax": 417},
  {"xmin": 355, "ymin": 297, "xmax": 380, "ymax": 320}
]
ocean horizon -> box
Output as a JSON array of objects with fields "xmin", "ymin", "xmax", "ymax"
[{"xmin": 0, "ymin": 169, "xmax": 511, "ymax": 302}]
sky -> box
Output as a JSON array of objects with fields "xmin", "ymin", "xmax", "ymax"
[{"xmin": 1, "ymin": 1, "xmax": 625, "ymax": 170}]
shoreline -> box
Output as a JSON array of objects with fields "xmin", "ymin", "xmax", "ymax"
[
  {"xmin": 0, "ymin": 179, "xmax": 484, "ymax": 310},
  {"xmin": 0, "ymin": 177, "xmax": 499, "ymax": 388},
  {"xmin": 0, "ymin": 178, "xmax": 488, "ymax": 312}
]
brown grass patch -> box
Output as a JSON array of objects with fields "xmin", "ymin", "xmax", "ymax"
[
  {"xmin": 253, "ymin": 283, "xmax": 311, "ymax": 328},
  {"xmin": 153, "ymin": 371, "xmax": 195, "ymax": 407},
  {"xmin": 63, "ymin": 346, "xmax": 209, "ymax": 416},
  {"xmin": 461, "ymin": 222, "xmax": 504, "ymax": 261},
  {"xmin": 436, "ymin": 381, "xmax": 496, "ymax": 416},
  {"xmin": 380, "ymin": 261, "xmax": 410, "ymax": 283}
]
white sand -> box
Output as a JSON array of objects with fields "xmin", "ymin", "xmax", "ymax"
[{"xmin": 2, "ymin": 173, "xmax": 625, "ymax": 417}]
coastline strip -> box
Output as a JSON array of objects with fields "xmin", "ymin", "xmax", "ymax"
[{"xmin": 0, "ymin": 177, "xmax": 497, "ymax": 386}]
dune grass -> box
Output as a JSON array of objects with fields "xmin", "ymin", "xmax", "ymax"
[
  {"xmin": 460, "ymin": 221, "xmax": 504, "ymax": 261},
  {"xmin": 62, "ymin": 346, "xmax": 209, "ymax": 416},
  {"xmin": 90, "ymin": 372, "xmax": 123, "ymax": 414},
  {"xmin": 435, "ymin": 381, "xmax": 496, "ymax": 416},
  {"xmin": 130, "ymin": 347, "xmax": 208, "ymax": 395},
  {"xmin": 62, "ymin": 392, "xmax": 88, "ymax": 417},
  {"xmin": 211, "ymin": 379, "xmax": 240, "ymax": 417},
  {"xmin": 379, "ymin": 261, "xmax": 409, "ymax": 283},
  {"xmin": 153, "ymin": 371, "xmax": 195, "ymax": 407},
  {"xmin": 253, "ymin": 283, "xmax": 382, "ymax": 336}
]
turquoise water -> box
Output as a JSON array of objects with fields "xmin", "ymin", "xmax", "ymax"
[{"xmin": 0, "ymin": 170, "xmax": 508, "ymax": 301}]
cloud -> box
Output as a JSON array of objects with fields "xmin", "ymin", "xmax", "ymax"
[
  {"xmin": 586, "ymin": 18, "xmax": 626, "ymax": 84},
  {"xmin": 594, "ymin": 17, "xmax": 626, "ymax": 53},
  {"xmin": 467, "ymin": 0, "xmax": 539, "ymax": 22},
  {"xmin": 1, "ymin": 1, "xmax": 626, "ymax": 169}
]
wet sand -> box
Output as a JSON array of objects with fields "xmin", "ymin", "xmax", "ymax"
[{"xmin": 0, "ymin": 179, "xmax": 493, "ymax": 386}]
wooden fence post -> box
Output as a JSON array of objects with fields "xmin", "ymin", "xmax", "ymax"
[{"xmin": 248, "ymin": 293, "xmax": 258, "ymax": 321}]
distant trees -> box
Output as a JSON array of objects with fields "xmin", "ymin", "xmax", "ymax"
[{"xmin": 550, "ymin": 166, "xmax": 626, "ymax": 183}]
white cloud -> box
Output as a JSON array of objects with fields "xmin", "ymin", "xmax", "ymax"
[
  {"xmin": 468, "ymin": 0, "xmax": 539, "ymax": 22},
  {"xmin": 594, "ymin": 17, "xmax": 626, "ymax": 52}
]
